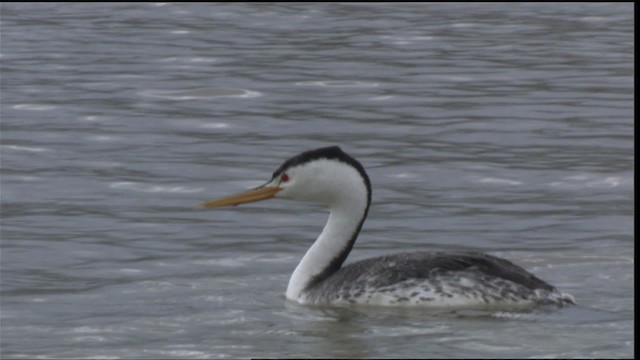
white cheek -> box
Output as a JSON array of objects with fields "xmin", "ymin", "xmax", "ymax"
[
  {"xmin": 277, "ymin": 178, "xmax": 311, "ymax": 201},
  {"xmin": 278, "ymin": 181, "xmax": 305, "ymax": 200}
]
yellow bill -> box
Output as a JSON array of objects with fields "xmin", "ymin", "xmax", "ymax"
[{"xmin": 198, "ymin": 186, "xmax": 280, "ymax": 208}]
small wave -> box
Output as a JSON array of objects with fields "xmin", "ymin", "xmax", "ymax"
[
  {"xmin": 474, "ymin": 177, "xmax": 522, "ymax": 186},
  {"xmin": 6, "ymin": 175, "xmax": 40, "ymax": 182},
  {"xmin": 2, "ymin": 145, "xmax": 50, "ymax": 152},
  {"xmin": 202, "ymin": 258, "xmax": 245, "ymax": 268},
  {"xmin": 79, "ymin": 115, "xmax": 110, "ymax": 122},
  {"xmin": 139, "ymin": 88, "xmax": 261, "ymax": 100},
  {"xmin": 157, "ymin": 56, "xmax": 217, "ymax": 63},
  {"xmin": 199, "ymin": 122, "xmax": 230, "ymax": 129},
  {"xmin": 158, "ymin": 350, "xmax": 210, "ymax": 358},
  {"xmin": 379, "ymin": 35, "xmax": 436, "ymax": 46},
  {"xmin": 549, "ymin": 174, "xmax": 630, "ymax": 189},
  {"xmin": 580, "ymin": 16, "xmax": 608, "ymax": 22},
  {"xmin": 393, "ymin": 172, "xmax": 418, "ymax": 179},
  {"xmin": 117, "ymin": 268, "xmax": 143, "ymax": 274},
  {"xmin": 451, "ymin": 23, "xmax": 477, "ymax": 28},
  {"xmin": 370, "ymin": 95, "xmax": 395, "ymax": 101},
  {"xmin": 72, "ymin": 336, "xmax": 107, "ymax": 343},
  {"xmin": 12, "ymin": 104, "xmax": 57, "ymax": 111},
  {"xmin": 295, "ymin": 81, "xmax": 379, "ymax": 88},
  {"xmin": 86, "ymin": 135, "xmax": 120, "ymax": 142},
  {"xmin": 586, "ymin": 177, "xmax": 624, "ymax": 188},
  {"xmin": 109, "ymin": 182, "xmax": 202, "ymax": 193}
]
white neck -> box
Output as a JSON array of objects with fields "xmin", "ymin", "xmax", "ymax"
[{"xmin": 285, "ymin": 181, "xmax": 369, "ymax": 301}]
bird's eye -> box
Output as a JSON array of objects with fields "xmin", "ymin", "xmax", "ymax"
[{"xmin": 280, "ymin": 173, "xmax": 290, "ymax": 182}]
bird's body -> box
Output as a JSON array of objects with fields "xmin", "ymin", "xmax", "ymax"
[
  {"xmin": 298, "ymin": 251, "xmax": 572, "ymax": 307},
  {"xmin": 201, "ymin": 146, "xmax": 574, "ymax": 308}
]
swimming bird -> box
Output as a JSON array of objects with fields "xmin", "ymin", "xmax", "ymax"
[{"xmin": 200, "ymin": 146, "xmax": 575, "ymax": 308}]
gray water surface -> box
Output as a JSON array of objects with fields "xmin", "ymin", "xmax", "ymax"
[{"xmin": 0, "ymin": 3, "xmax": 634, "ymax": 359}]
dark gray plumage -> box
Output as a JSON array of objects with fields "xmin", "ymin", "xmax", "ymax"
[{"xmin": 303, "ymin": 251, "xmax": 575, "ymax": 307}]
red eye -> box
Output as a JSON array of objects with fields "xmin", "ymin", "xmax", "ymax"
[{"xmin": 280, "ymin": 173, "xmax": 290, "ymax": 182}]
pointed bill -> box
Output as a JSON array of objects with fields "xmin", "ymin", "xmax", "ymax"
[{"xmin": 198, "ymin": 186, "xmax": 281, "ymax": 208}]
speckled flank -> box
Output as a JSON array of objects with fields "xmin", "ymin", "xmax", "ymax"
[{"xmin": 299, "ymin": 251, "xmax": 575, "ymax": 307}]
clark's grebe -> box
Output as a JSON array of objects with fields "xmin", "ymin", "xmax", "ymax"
[{"xmin": 200, "ymin": 146, "xmax": 575, "ymax": 308}]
